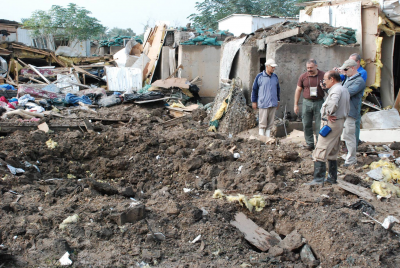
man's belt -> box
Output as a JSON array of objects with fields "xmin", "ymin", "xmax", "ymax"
[{"xmin": 304, "ymin": 98, "xmax": 323, "ymax": 102}]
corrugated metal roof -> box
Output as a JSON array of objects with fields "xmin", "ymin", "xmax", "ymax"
[{"xmin": 0, "ymin": 19, "xmax": 21, "ymax": 25}]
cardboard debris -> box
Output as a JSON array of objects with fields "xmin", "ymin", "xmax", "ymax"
[
  {"xmin": 38, "ymin": 122, "xmax": 50, "ymax": 133},
  {"xmin": 152, "ymin": 78, "xmax": 189, "ymax": 89}
]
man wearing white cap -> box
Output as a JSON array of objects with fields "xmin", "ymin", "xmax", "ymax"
[
  {"xmin": 251, "ymin": 59, "xmax": 280, "ymax": 142},
  {"xmin": 339, "ymin": 59, "xmax": 366, "ymax": 167}
]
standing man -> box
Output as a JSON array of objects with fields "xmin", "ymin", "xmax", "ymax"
[
  {"xmin": 336, "ymin": 53, "xmax": 367, "ymax": 146},
  {"xmin": 251, "ymin": 59, "xmax": 280, "ymax": 142},
  {"xmin": 349, "ymin": 53, "xmax": 367, "ymax": 146},
  {"xmin": 339, "ymin": 59, "xmax": 366, "ymax": 167},
  {"xmin": 294, "ymin": 59, "xmax": 325, "ymax": 151},
  {"xmin": 307, "ymin": 71, "xmax": 350, "ymax": 185}
]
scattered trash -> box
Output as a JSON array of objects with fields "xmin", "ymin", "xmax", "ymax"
[
  {"xmin": 59, "ymin": 214, "xmax": 79, "ymax": 230},
  {"xmin": 59, "ymin": 252, "xmax": 73, "ymax": 266},
  {"xmin": 7, "ymin": 165, "xmax": 25, "ymax": 175},
  {"xmin": 213, "ymin": 189, "xmax": 266, "ymax": 212},
  {"xmin": 183, "ymin": 188, "xmax": 192, "ymax": 193},
  {"xmin": 190, "ymin": 235, "xmax": 201, "ymax": 243},
  {"xmin": 382, "ymin": 216, "xmax": 399, "ymax": 230},
  {"xmin": 348, "ymin": 200, "xmax": 375, "ymax": 215},
  {"xmin": 233, "ymin": 153, "xmax": 240, "ymax": 159},
  {"xmin": 46, "ymin": 139, "xmax": 58, "ymax": 149}
]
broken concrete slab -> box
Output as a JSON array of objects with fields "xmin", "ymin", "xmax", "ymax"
[
  {"xmin": 231, "ymin": 212, "xmax": 280, "ymax": 251},
  {"xmin": 110, "ymin": 202, "xmax": 145, "ymax": 226},
  {"xmin": 279, "ymin": 230, "xmax": 304, "ymax": 251},
  {"xmin": 300, "ymin": 244, "xmax": 318, "ymax": 266}
]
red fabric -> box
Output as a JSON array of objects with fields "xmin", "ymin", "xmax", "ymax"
[
  {"xmin": 0, "ymin": 96, "xmax": 8, "ymax": 103},
  {"xmin": 7, "ymin": 103, "xmax": 15, "ymax": 109}
]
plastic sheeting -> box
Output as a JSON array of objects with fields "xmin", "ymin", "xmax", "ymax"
[
  {"xmin": 361, "ymin": 109, "xmax": 400, "ymax": 129},
  {"xmin": 219, "ymin": 37, "xmax": 246, "ymax": 80},
  {"xmin": 105, "ymin": 66, "xmax": 142, "ymax": 92}
]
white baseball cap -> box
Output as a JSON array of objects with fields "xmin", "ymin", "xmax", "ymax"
[{"xmin": 265, "ymin": 59, "xmax": 278, "ymax": 67}]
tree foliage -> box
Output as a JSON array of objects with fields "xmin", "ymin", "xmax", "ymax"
[
  {"xmin": 106, "ymin": 27, "xmax": 136, "ymax": 38},
  {"xmin": 188, "ymin": 0, "xmax": 304, "ymax": 29},
  {"xmin": 22, "ymin": 3, "xmax": 106, "ymax": 45}
]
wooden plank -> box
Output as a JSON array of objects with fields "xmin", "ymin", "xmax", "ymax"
[
  {"xmin": 143, "ymin": 24, "xmax": 167, "ymax": 84},
  {"xmin": 29, "ymin": 77, "xmax": 47, "ymax": 84},
  {"xmin": 83, "ymin": 119, "xmax": 94, "ymax": 133},
  {"xmin": 337, "ymin": 178, "xmax": 374, "ymax": 201},
  {"xmin": 0, "ymin": 124, "xmax": 101, "ymax": 134},
  {"xmin": 230, "ymin": 212, "xmax": 280, "ymax": 252},
  {"xmin": 72, "ymin": 64, "xmax": 101, "ymax": 80},
  {"xmin": 265, "ymin": 28, "xmax": 300, "ymax": 44},
  {"xmin": 28, "ymin": 64, "xmax": 50, "ymax": 84},
  {"xmin": 134, "ymin": 97, "xmax": 173, "ymax": 104},
  {"xmin": 162, "ymin": 115, "xmax": 190, "ymax": 127}
]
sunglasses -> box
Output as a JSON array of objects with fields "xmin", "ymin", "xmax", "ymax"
[{"xmin": 343, "ymin": 68, "xmax": 349, "ymax": 71}]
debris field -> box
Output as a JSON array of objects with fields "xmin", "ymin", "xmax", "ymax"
[{"xmin": 1, "ymin": 102, "xmax": 400, "ymax": 268}]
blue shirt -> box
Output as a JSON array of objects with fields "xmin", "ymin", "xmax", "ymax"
[
  {"xmin": 251, "ymin": 71, "xmax": 280, "ymax": 109},
  {"xmin": 340, "ymin": 66, "xmax": 367, "ymax": 82}
]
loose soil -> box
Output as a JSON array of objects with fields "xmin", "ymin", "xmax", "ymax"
[{"xmin": 1, "ymin": 103, "xmax": 400, "ymax": 268}]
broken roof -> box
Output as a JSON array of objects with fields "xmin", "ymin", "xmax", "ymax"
[{"xmin": 217, "ymin": 14, "xmax": 298, "ymax": 23}]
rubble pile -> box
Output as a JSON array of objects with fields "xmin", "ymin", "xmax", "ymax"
[
  {"xmin": 245, "ymin": 22, "xmax": 358, "ymax": 47},
  {"xmin": 207, "ymin": 79, "xmax": 257, "ymax": 135},
  {"xmin": 1, "ymin": 101, "xmax": 400, "ymax": 267}
]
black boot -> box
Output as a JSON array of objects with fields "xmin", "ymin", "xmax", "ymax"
[
  {"xmin": 306, "ymin": 161, "xmax": 326, "ymax": 185},
  {"xmin": 326, "ymin": 160, "xmax": 338, "ymax": 184}
]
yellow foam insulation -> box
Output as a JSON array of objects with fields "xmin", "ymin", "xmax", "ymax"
[
  {"xmin": 148, "ymin": 86, "xmax": 160, "ymax": 91},
  {"xmin": 371, "ymin": 181, "xmax": 400, "ymax": 198},
  {"xmin": 370, "ymin": 37, "xmax": 383, "ymax": 89},
  {"xmin": 212, "ymin": 189, "xmax": 266, "ymax": 212},
  {"xmin": 171, "ymin": 103, "xmax": 186, "ymax": 108},
  {"xmin": 46, "ymin": 139, "xmax": 58, "ymax": 149},
  {"xmin": 370, "ymin": 160, "xmax": 397, "ymax": 170},
  {"xmin": 212, "ymin": 189, "xmax": 225, "ymax": 199},
  {"xmin": 181, "ymin": 87, "xmax": 194, "ymax": 98},
  {"xmin": 379, "ymin": 13, "xmax": 400, "ymax": 37},
  {"xmin": 363, "ymin": 87, "xmax": 373, "ymax": 99},
  {"xmin": 360, "ymin": 59, "xmax": 366, "ymax": 68},
  {"xmin": 304, "ymin": 2, "xmax": 324, "ymax": 16}
]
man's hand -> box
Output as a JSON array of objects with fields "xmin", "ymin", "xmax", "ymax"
[
  {"xmin": 327, "ymin": 115, "xmax": 337, "ymax": 123},
  {"xmin": 277, "ymin": 102, "xmax": 280, "ymax": 110},
  {"xmin": 294, "ymin": 105, "xmax": 299, "ymax": 115},
  {"xmin": 252, "ymin": 102, "xmax": 257, "ymax": 110}
]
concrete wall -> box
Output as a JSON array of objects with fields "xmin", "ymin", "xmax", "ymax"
[
  {"xmin": 266, "ymin": 43, "xmax": 361, "ymax": 118},
  {"xmin": 160, "ymin": 46, "xmax": 171, "ymax": 80},
  {"xmin": 229, "ymin": 45, "xmax": 265, "ymax": 103},
  {"xmin": 178, "ymin": 45, "xmax": 221, "ymax": 99}
]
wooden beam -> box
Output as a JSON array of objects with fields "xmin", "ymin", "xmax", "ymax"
[
  {"xmin": 72, "ymin": 64, "xmax": 101, "ymax": 80},
  {"xmin": 337, "ymin": 178, "xmax": 374, "ymax": 201},
  {"xmin": 28, "ymin": 77, "xmax": 47, "ymax": 84},
  {"xmin": 28, "ymin": 64, "xmax": 50, "ymax": 84},
  {"xmin": 230, "ymin": 212, "xmax": 280, "ymax": 252},
  {"xmin": 265, "ymin": 28, "xmax": 300, "ymax": 44}
]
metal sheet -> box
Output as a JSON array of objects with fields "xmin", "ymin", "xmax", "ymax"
[
  {"xmin": 381, "ymin": 0, "xmax": 400, "ymax": 25},
  {"xmin": 219, "ymin": 37, "xmax": 246, "ymax": 80},
  {"xmin": 105, "ymin": 67, "xmax": 142, "ymax": 92},
  {"xmin": 381, "ymin": 34, "xmax": 395, "ymax": 107}
]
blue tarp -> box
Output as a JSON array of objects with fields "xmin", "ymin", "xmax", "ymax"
[
  {"xmin": 65, "ymin": 93, "xmax": 92, "ymax": 106},
  {"xmin": 0, "ymin": 84, "xmax": 16, "ymax": 90}
]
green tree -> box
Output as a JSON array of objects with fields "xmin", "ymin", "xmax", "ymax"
[
  {"xmin": 188, "ymin": 0, "xmax": 304, "ymax": 29},
  {"xmin": 106, "ymin": 27, "xmax": 136, "ymax": 38},
  {"xmin": 22, "ymin": 3, "xmax": 106, "ymax": 46}
]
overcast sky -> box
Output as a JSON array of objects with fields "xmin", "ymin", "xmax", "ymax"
[{"xmin": 2, "ymin": 0, "xmax": 199, "ymax": 34}]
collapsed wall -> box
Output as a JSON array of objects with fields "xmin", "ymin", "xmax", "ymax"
[{"xmin": 208, "ymin": 79, "xmax": 256, "ymax": 135}]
